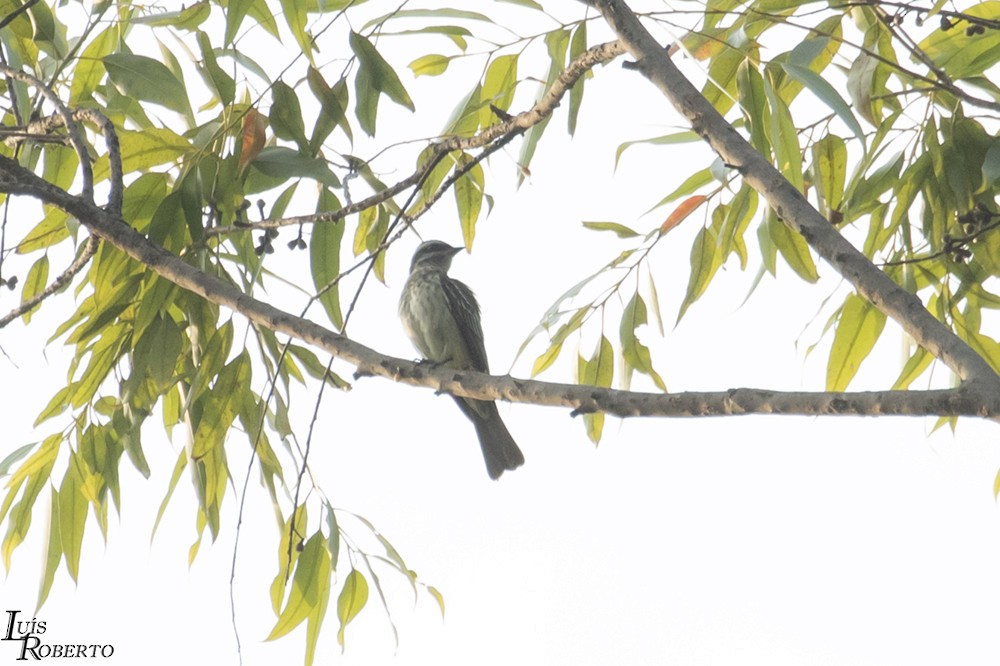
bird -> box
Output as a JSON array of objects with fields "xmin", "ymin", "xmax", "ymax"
[{"xmin": 398, "ymin": 240, "xmax": 525, "ymax": 479}]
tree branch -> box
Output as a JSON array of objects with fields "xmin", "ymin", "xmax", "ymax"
[
  {"xmin": 0, "ymin": 236, "xmax": 98, "ymax": 328},
  {"xmin": 2, "ymin": 154, "xmax": 998, "ymax": 419},
  {"xmin": 586, "ymin": 0, "xmax": 1000, "ymax": 391},
  {"xmin": 206, "ymin": 40, "xmax": 627, "ymax": 238}
]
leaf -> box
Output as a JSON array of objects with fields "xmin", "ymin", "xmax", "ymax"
[
  {"xmin": 270, "ymin": 80, "xmax": 309, "ymax": 153},
  {"xmin": 763, "ymin": 66, "xmax": 803, "ymax": 191},
  {"xmin": 892, "ymin": 346, "xmax": 933, "ymax": 390},
  {"xmin": 350, "ymin": 31, "xmax": 415, "ymax": 135},
  {"xmin": 660, "ymin": 195, "xmax": 706, "ymax": 235},
  {"xmin": 409, "ymin": 54, "xmax": 451, "ymax": 77},
  {"xmin": 238, "ymin": 108, "xmax": 267, "ymax": 173},
  {"xmin": 336, "ymin": 569, "xmax": 369, "ymax": 650},
  {"xmin": 311, "ymin": 191, "xmax": 345, "ymax": 330},
  {"xmin": 307, "ymin": 68, "xmax": 352, "ymax": 152},
  {"xmin": 767, "ymin": 213, "xmax": 818, "ymax": 282},
  {"xmin": 646, "ymin": 168, "xmax": 714, "ymax": 215},
  {"xmin": 812, "ymin": 134, "xmax": 847, "ymax": 217},
  {"xmin": 479, "ymin": 54, "xmax": 518, "ymax": 128},
  {"xmin": 614, "ymin": 131, "xmax": 700, "ymax": 171},
  {"xmin": 93, "ymin": 127, "xmax": 193, "ymax": 182},
  {"xmin": 568, "ymin": 21, "xmax": 587, "ymax": 135},
  {"xmin": 196, "ymin": 30, "xmax": 234, "ymax": 106},
  {"xmin": 37, "ymin": 487, "xmax": 61, "ymax": 610},
  {"xmin": 103, "ymin": 53, "xmax": 192, "ymax": 118},
  {"xmin": 827, "ymin": 294, "xmax": 887, "ymax": 391},
  {"xmin": 19, "ymin": 255, "xmax": 49, "ymax": 324},
  {"xmin": 224, "ymin": 0, "xmax": 255, "ymax": 46},
  {"xmin": 250, "ymin": 147, "xmax": 340, "ymax": 187},
  {"xmin": 134, "ymin": 1, "xmax": 210, "ymax": 29},
  {"xmin": 0, "ymin": 443, "xmax": 37, "ymax": 478},
  {"xmin": 620, "ymin": 293, "xmax": 666, "ymax": 391},
  {"xmin": 783, "ymin": 63, "xmax": 865, "ymax": 147},
  {"xmin": 278, "ymin": 0, "xmax": 313, "ymax": 59},
  {"xmin": 578, "ymin": 336, "xmax": 613, "ymax": 443},
  {"xmin": 581, "ymin": 221, "xmax": 640, "ymax": 238},
  {"xmin": 70, "ymin": 26, "xmax": 116, "ymax": 103},
  {"xmin": 678, "ymin": 226, "xmax": 721, "ymax": 323},
  {"xmin": 58, "ymin": 464, "xmax": 87, "ymax": 582},
  {"xmin": 846, "ymin": 52, "xmax": 880, "ymax": 126},
  {"xmin": 267, "ymin": 532, "xmax": 332, "ymax": 645},
  {"xmin": 427, "ymin": 585, "xmax": 445, "ymax": 618},
  {"xmin": 453, "ymin": 154, "xmax": 484, "ymax": 248}
]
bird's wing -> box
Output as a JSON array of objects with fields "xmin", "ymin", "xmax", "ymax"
[{"xmin": 442, "ymin": 277, "xmax": 490, "ymax": 372}]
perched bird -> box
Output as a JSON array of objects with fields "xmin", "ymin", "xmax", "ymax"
[{"xmin": 399, "ymin": 240, "xmax": 525, "ymax": 479}]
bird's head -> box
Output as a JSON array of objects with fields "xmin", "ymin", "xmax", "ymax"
[{"xmin": 409, "ymin": 240, "xmax": 463, "ymax": 273}]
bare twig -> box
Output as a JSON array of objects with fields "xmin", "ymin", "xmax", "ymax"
[{"xmin": 0, "ymin": 236, "xmax": 99, "ymax": 328}]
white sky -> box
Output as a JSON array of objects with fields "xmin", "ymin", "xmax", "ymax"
[{"xmin": 2, "ymin": 3, "xmax": 1000, "ymax": 665}]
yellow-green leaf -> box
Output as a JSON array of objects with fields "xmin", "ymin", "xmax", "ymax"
[
  {"xmin": 336, "ymin": 569, "xmax": 369, "ymax": 650},
  {"xmin": 19, "ymin": 254, "xmax": 49, "ymax": 324},
  {"xmin": 409, "ymin": 54, "xmax": 450, "ymax": 77},
  {"xmin": 827, "ymin": 294, "xmax": 887, "ymax": 391}
]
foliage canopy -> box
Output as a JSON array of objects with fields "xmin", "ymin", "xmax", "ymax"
[{"xmin": 3, "ymin": 0, "xmax": 1000, "ymax": 662}]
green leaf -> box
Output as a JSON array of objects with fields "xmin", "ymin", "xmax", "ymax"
[
  {"xmin": 409, "ymin": 54, "xmax": 451, "ymax": 77},
  {"xmin": 812, "ymin": 134, "xmax": 847, "ymax": 217},
  {"xmin": 37, "ymin": 487, "xmax": 61, "ymax": 610},
  {"xmin": 70, "ymin": 25, "xmax": 115, "ymax": 103},
  {"xmin": 846, "ymin": 51, "xmax": 881, "ymax": 126},
  {"xmin": 350, "ymin": 31, "xmax": 415, "ymax": 135},
  {"xmin": 336, "ymin": 569, "xmax": 369, "ymax": 650},
  {"xmin": 152, "ymin": 450, "xmax": 187, "ymax": 540},
  {"xmin": 427, "ymin": 585, "xmax": 446, "ymax": 618},
  {"xmin": 479, "ymin": 54, "xmax": 518, "ymax": 128},
  {"xmin": 311, "ymin": 191, "xmax": 345, "ymax": 329},
  {"xmin": 19, "ymin": 254, "xmax": 49, "ymax": 324},
  {"xmin": 196, "ymin": 30, "xmax": 235, "ymax": 106},
  {"xmin": 103, "ymin": 53, "xmax": 192, "ymax": 118},
  {"xmin": 567, "ymin": 21, "xmax": 587, "ymax": 135},
  {"xmin": 58, "ymin": 464, "xmax": 87, "ymax": 582},
  {"xmin": 783, "ymin": 63, "xmax": 865, "ymax": 146},
  {"xmin": 224, "ymin": 0, "xmax": 255, "ymax": 46},
  {"xmin": 827, "ymin": 294, "xmax": 887, "ymax": 391},
  {"xmin": 191, "ymin": 353, "xmax": 250, "ymax": 458},
  {"xmin": 578, "ymin": 336, "xmax": 613, "ymax": 443},
  {"xmin": 453, "ymin": 153, "xmax": 484, "ymax": 249},
  {"xmin": 678, "ymin": 226, "xmax": 722, "ymax": 322},
  {"xmin": 134, "ymin": 1, "xmax": 210, "ymax": 30},
  {"xmin": 307, "ymin": 68, "xmax": 352, "ymax": 152},
  {"xmin": 767, "ymin": 213, "xmax": 818, "ymax": 282},
  {"xmin": 763, "ymin": 66, "xmax": 803, "ymax": 191},
  {"xmin": 270, "ymin": 80, "xmax": 309, "ymax": 153},
  {"xmin": 614, "ymin": 131, "xmax": 700, "ymax": 171},
  {"xmin": 278, "ymin": 0, "xmax": 313, "ymax": 58},
  {"xmin": 250, "ymin": 147, "xmax": 340, "ymax": 188},
  {"xmin": 93, "ymin": 128, "xmax": 193, "ymax": 182},
  {"xmin": 268, "ymin": 532, "xmax": 332, "ymax": 644},
  {"xmin": 0, "ymin": 443, "xmax": 37, "ymax": 478},
  {"xmin": 581, "ymin": 221, "xmax": 640, "ymax": 238},
  {"xmin": 620, "ymin": 293, "xmax": 666, "ymax": 391},
  {"xmin": 892, "ymin": 346, "xmax": 933, "ymax": 390},
  {"xmin": 737, "ymin": 59, "xmax": 771, "ymax": 158}
]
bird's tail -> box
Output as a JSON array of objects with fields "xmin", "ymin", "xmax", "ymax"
[{"xmin": 454, "ymin": 398, "xmax": 525, "ymax": 480}]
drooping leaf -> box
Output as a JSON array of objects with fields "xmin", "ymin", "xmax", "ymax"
[{"xmin": 827, "ymin": 294, "xmax": 887, "ymax": 391}]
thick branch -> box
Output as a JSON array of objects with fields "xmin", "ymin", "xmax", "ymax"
[
  {"xmin": 588, "ymin": 0, "xmax": 1000, "ymax": 390},
  {"xmin": 2, "ymin": 154, "xmax": 998, "ymax": 418}
]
